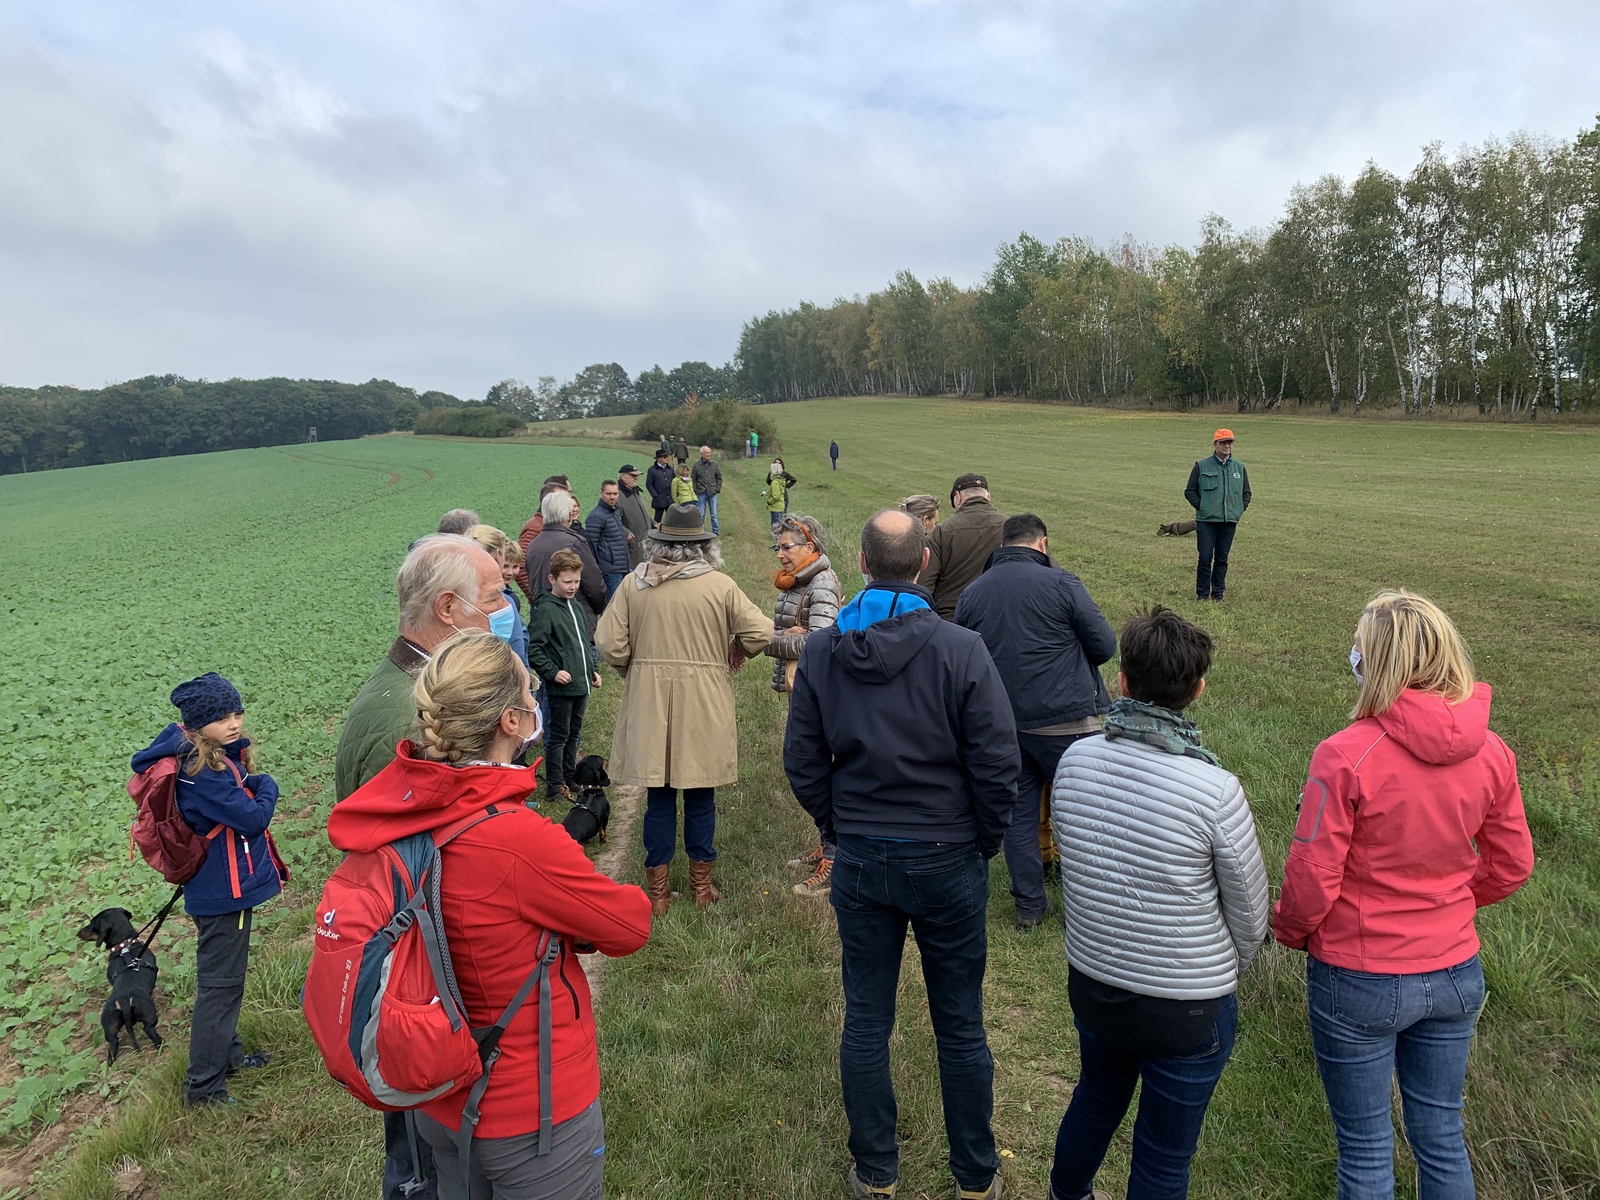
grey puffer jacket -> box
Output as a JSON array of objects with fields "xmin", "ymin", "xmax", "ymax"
[
  {"xmin": 766, "ymin": 554, "xmax": 841, "ymax": 693},
  {"xmin": 1050, "ymin": 734, "xmax": 1269, "ymax": 1000}
]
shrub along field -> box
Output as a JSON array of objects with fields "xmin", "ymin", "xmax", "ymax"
[{"xmin": 6, "ymin": 400, "xmax": 1599, "ymax": 1199}]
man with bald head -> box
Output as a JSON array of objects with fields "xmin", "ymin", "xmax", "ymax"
[{"xmin": 784, "ymin": 508, "xmax": 1018, "ymax": 1200}]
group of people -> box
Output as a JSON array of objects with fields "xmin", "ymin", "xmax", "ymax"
[{"xmin": 123, "ymin": 432, "xmax": 1533, "ymax": 1200}]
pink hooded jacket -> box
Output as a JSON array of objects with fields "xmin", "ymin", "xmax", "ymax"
[{"xmin": 1272, "ymin": 683, "xmax": 1533, "ymax": 973}]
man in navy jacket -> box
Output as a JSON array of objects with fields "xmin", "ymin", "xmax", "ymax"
[
  {"xmin": 955, "ymin": 513, "xmax": 1117, "ymax": 928},
  {"xmin": 645, "ymin": 448, "xmax": 676, "ymax": 523},
  {"xmin": 784, "ymin": 508, "xmax": 1017, "ymax": 1200}
]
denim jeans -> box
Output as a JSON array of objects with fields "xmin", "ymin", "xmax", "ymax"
[
  {"xmin": 1307, "ymin": 954, "xmax": 1485, "ymax": 1200},
  {"xmin": 696, "ymin": 492, "xmax": 719, "ymax": 534},
  {"xmin": 643, "ymin": 786, "xmax": 716, "ymax": 867},
  {"xmin": 1009, "ymin": 731, "xmax": 1092, "ymax": 919},
  {"xmin": 1050, "ymin": 993, "xmax": 1237, "ymax": 1200},
  {"xmin": 602, "ymin": 572, "xmax": 625, "ymax": 604},
  {"xmin": 769, "ymin": 510, "xmax": 786, "ymax": 529},
  {"xmin": 1194, "ymin": 521, "xmax": 1237, "ymax": 599},
  {"xmin": 830, "ymin": 835, "xmax": 998, "ymax": 1192}
]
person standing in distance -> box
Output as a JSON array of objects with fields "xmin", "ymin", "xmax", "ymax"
[
  {"xmin": 646, "ymin": 448, "xmax": 676, "ymax": 524},
  {"xmin": 921, "ymin": 473, "xmax": 1006, "ymax": 620},
  {"xmin": 1183, "ymin": 430, "xmax": 1251, "ymax": 602},
  {"xmin": 955, "ymin": 513, "xmax": 1116, "ymax": 930},
  {"xmin": 785, "ymin": 509, "xmax": 1018, "ymax": 1200},
  {"xmin": 830, "ymin": 439, "xmax": 840, "ymax": 470},
  {"xmin": 615, "ymin": 465, "xmax": 651, "ymax": 567},
  {"xmin": 692, "ymin": 445, "xmax": 723, "ymax": 535}
]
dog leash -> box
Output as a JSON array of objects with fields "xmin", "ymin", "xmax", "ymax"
[{"xmin": 132, "ymin": 886, "xmax": 184, "ymax": 953}]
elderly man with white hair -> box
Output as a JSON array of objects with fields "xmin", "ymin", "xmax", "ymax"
[
  {"xmin": 690, "ymin": 444, "xmax": 723, "ymax": 535},
  {"xmin": 523, "ymin": 488, "xmax": 608, "ymax": 635},
  {"xmin": 333, "ymin": 531, "xmax": 525, "ymax": 1200}
]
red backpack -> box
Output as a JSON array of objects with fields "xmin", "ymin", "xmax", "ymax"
[
  {"xmin": 128, "ymin": 756, "xmax": 221, "ymax": 884},
  {"xmin": 302, "ymin": 804, "xmax": 561, "ymax": 1191}
]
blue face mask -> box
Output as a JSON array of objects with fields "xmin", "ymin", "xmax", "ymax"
[{"xmin": 461, "ymin": 598, "xmax": 517, "ymax": 644}]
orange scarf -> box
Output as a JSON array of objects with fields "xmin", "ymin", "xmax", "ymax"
[{"xmin": 773, "ymin": 548, "xmax": 819, "ymax": 591}]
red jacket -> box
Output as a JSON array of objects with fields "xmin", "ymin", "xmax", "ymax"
[
  {"xmin": 514, "ymin": 515, "xmax": 544, "ymax": 602},
  {"xmin": 328, "ymin": 742, "xmax": 651, "ymax": 1138},
  {"xmin": 1272, "ymin": 684, "xmax": 1532, "ymax": 973}
]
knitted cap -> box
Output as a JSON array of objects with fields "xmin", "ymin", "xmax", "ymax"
[{"xmin": 170, "ymin": 672, "xmax": 243, "ymax": 730}]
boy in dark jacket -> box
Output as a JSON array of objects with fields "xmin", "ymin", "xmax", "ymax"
[
  {"xmin": 526, "ymin": 550, "xmax": 602, "ymax": 802},
  {"xmin": 131, "ymin": 673, "xmax": 284, "ymax": 1105}
]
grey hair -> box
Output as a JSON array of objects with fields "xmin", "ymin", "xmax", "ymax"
[
  {"xmin": 642, "ymin": 535, "xmax": 724, "ymax": 569},
  {"xmin": 956, "ymin": 486, "xmax": 990, "ymax": 503},
  {"xmin": 437, "ymin": 509, "xmax": 480, "ymax": 535},
  {"xmin": 398, "ymin": 534, "xmax": 483, "ymax": 633},
  {"xmin": 776, "ymin": 514, "xmax": 826, "ymax": 554},
  {"xmin": 541, "ymin": 490, "xmax": 576, "ymax": 526}
]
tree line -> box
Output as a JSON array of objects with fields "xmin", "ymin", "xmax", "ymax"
[
  {"xmin": 486, "ymin": 360, "xmax": 737, "ymax": 423},
  {"xmin": 736, "ymin": 123, "xmax": 1600, "ymax": 417}
]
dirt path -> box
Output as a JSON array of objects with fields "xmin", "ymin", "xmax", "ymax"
[{"xmin": 576, "ymin": 783, "xmax": 643, "ymax": 1005}]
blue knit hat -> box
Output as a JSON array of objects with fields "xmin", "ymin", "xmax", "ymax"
[{"xmin": 170, "ymin": 672, "xmax": 243, "ymax": 730}]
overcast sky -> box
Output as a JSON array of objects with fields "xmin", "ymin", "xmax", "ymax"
[{"xmin": 2, "ymin": 1, "xmax": 1596, "ymax": 398}]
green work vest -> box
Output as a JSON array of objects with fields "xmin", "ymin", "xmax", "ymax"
[{"xmin": 1194, "ymin": 455, "xmax": 1247, "ymax": 523}]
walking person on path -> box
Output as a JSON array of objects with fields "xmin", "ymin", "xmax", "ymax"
[
  {"xmin": 646, "ymin": 449, "xmax": 675, "ymax": 524},
  {"xmin": 674, "ymin": 437, "xmax": 689, "ymax": 467},
  {"xmin": 1048, "ymin": 606, "xmax": 1269, "ymax": 1200},
  {"xmin": 1183, "ymin": 430, "xmax": 1251, "ymax": 601},
  {"xmin": 922, "ymin": 473, "xmax": 1006, "ymax": 620},
  {"xmin": 596, "ymin": 503, "xmax": 773, "ymax": 916},
  {"xmin": 524, "ymin": 491, "xmax": 607, "ymax": 637},
  {"xmin": 762, "ymin": 457, "xmax": 796, "ymax": 529},
  {"xmin": 955, "ymin": 513, "xmax": 1116, "ymax": 930},
  {"xmin": 585, "ymin": 479, "xmax": 632, "ymax": 603},
  {"xmin": 615, "ymin": 464, "xmax": 651, "ymax": 566},
  {"xmin": 334, "ymin": 533, "xmax": 513, "ymax": 1200},
  {"xmin": 830, "ymin": 439, "xmax": 839, "ymax": 470},
  {"xmin": 784, "ymin": 508, "xmax": 1018, "ymax": 1200},
  {"xmin": 692, "ymin": 445, "xmax": 723, "ymax": 535},
  {"xmin": 1273, "ymin": 590, "xmax": 1533, "ymax": 1199},
  {"xmin": 763, "ymin": 514, "xmax": 842, "ymax": 897}
]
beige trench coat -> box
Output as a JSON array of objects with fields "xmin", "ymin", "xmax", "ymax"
[{"xmin": 595, "ymin": 569, "xmax": 774, "ymax": 789}]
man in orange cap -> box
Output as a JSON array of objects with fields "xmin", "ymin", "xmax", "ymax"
[{"xmin": 1183, "ymin": 430, "xmax": 1251, "ymax": 601}]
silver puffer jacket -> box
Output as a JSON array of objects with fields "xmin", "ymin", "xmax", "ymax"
[
  {"xmin": 766, "ymin": 554, "xmax": 841, "ymax": 692},
  {"xmin": 1050, "ymin": 734, "xmax": 1269, "ymax": 1000}
]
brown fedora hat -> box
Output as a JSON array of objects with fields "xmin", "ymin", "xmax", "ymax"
[{"xmin": 653, "ymin": 502, "xmax": 715, "ymax": 542}]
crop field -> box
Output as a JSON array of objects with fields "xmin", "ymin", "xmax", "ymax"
[{"xmin": 5, "ymin": 399, "xmax": 1600, "ymax": 1199}]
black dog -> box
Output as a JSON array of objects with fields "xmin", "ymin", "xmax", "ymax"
[
  {"xmin": 77, "ymin": 908, "xmax": 163, "ymax": 1065},
  {"xmin": 561, "ymin": 756, "xmax": 612, "ymax": 845}
]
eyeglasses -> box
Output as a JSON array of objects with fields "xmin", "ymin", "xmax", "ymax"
[{"xmin": 774, "ymin": 541, "xmax": 808, "ymax": 553}]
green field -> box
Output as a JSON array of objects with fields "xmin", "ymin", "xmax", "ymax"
[{"xmin": 5, "ymin": 398, "xmax": 1600, "ymax": 1199}]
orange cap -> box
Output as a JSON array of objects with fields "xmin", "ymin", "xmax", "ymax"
[{"xmin": 1213, "ymin": 428, "xmax": 1234, "ymax": 442}]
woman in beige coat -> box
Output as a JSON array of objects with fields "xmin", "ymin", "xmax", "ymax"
[{"xmin": 596, "ymin": 503, "xmax": 773, "ymax": 915}]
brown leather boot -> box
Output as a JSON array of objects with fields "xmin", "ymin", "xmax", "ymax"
[
  {"xmin": 688, "ymin": 859, "xmax": 720, "ymax": 907},
  {"xmin": 645, "ymin": 864, "xmax": 673, "ymax": 918}
]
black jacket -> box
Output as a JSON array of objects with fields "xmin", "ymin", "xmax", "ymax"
[
  {"xmin": 783, "ymin": 581, "xmax": 1019, "ymax": 857},
  {"xmin": 645, "ymin": 462, "xmax": 675, "ymax": 510},
  {"xmin": 954, "ymin": 546, "xmax": 1117, "ymax": 729},
  {"xmin": 584, "ymin": 501, "xmax": 630, "ymax": 573},
  {"xmin": 690, "ymin": 458, "xmax": 723, "ymax": 496}
]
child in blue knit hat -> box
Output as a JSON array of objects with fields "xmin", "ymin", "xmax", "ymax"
[{"xmin": 131, "ymin": 672, "xmax": 287, "ymax": 1105}]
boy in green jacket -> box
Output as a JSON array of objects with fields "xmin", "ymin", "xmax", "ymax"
[{"xmin": 526, "ymin": 549, "xmax": 602, "ymax": 802}]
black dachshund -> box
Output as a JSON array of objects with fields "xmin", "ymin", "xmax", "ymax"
[
  {"xmin": 562, "ymin": 756, "xmax": 612, "ymax": 845},
  {"xmin": 78, "ymin": 908, "xmax": 163, "ymax": 1065}
]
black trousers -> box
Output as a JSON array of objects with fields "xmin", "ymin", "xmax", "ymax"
[
  {"xmin": 1195, "ymin": 521, "xmax": 1238, "ymax": 600},
  {"xmin": 545, "ymin": 693, "xmax": 589, "ymax": 788},
  {"xmin": 186, "ymin": 909, "xmax": 252, "ymax": 1102}
]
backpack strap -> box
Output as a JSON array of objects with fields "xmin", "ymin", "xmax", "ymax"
[{"xmin": 454, "ymin": 929, "xmax": 562, "ymax": 1193}]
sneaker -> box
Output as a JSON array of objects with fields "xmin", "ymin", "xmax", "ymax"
[
  {"xmin": 227, "ymin": 1053, "xmax": 271, "ymax": 1074},
  {"xmin": 1015, "ymin": 912, "xmax": 1045, "ymax": 931},
  {"xmin": 184, "ymin": 1093, "xmax": 238, "ymax": 1107},
  {"xmin": 955, "ymin": 1175, "xmax": 1002, "ymax": 1200},
  {"xmin": 786, "ymin": 844, "xmax": 825, "ymax": 869},
  {"xmin": 848, "ymin": 1166, "xmax": 897, "ymax": 1198},
  {"xmin": 792, "ymin": 858, "xmax": 832, "ymax": 897}
]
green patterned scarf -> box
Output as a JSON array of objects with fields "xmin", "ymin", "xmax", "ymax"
[{"xmin": 1102, "ymin": 698, "xmax": 1220, "ymax": 767}]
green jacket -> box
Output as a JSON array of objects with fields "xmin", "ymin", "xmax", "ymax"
[
  {"xmin": 764, "ymin": 471, "xmax": 794, "ymax": 513},
  {"xmin": 527, "ymin": 591, "xmax": 599, "ymax": 697},
  {"xmin": 671, "ymin": 475, "xmax": 696, "ymax": 505},
  {"xmin": 1185, "ymin": 454, "xmax": 1251, "ymax": 524},
  {"xmin": 335, "ymin": 638, "xmax": 426, "ymax": 800}
]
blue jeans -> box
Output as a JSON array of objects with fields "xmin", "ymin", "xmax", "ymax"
[
  {"xmin": 643, "ymin": 787, "xmax": 716, "ymax": 867},
  {"xmin": 1051, "ymin": 993, "xmax": 1238, "ymax": 1200},
  {"xmin": 1194, "ymin": 521, "xmax": 1237, "ymax": 599},
  {"xmin": 1010, "ymin": 731, "xmax": 1092, "ymax": 919},
  {"xmin": 769, "ymin": 510, "xmax": 786, "ymax": 529},
  {"xmin": 696, "ymin": 492, "xmax": 719, "ymax": 534},
  {"xmin": 830, "ymin": 836, "xmax": 997, "ymax": 1192},
  {"xmin": 1308, "ymin": 954, "xmax": 1484, "ymax": 1200},
  {"xmin": 602, "ymin": 571, "xmax": 625, "ymax": 603}
]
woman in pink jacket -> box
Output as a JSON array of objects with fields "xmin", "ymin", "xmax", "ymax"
[{"xmin": 1273, "ymin": 590, "xmax": 1533, "ymax": 1199}]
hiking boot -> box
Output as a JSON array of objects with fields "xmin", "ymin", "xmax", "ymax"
[
  {"xmin": 545, "ymin": 782, "xmax": 573, "ymax": 804},
  {"xmin": 688, "ymin": 859, "xmax": 720, "ymax": 907},
  {"xmin": 645, "ymin": 864, "xmax": 674, "ymax": 918},
  {"xmin": 792, "ymin": 857, "xmax": 832, "ymax": 897},
  {"xmin": 786, "ymin": 843, "xmax": 825, "ymax": 869},
  {"xmin": 955, "ymin": 1174, "xmax": 1002, "ymax": 1200},
  {"xmin": 848, "ymin": 1166, "xmax": 897, "ymax": 1198},
  {"xmin": 1015, "ymin": 911, "xmax": 1045, "ymax": 931}
]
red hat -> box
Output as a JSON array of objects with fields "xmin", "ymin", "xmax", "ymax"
[{"xmin": 1213, "ymin": 429, "xmax": 1234, "ymax": 442}]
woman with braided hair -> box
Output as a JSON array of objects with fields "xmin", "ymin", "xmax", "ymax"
[{"xmin": 328, "ymin": 631, "xmax": 652, "ymax": 1199}]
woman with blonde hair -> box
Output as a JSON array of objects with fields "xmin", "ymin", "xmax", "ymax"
[
  {"xmin": 899, "ymin": 494, "xmax": 939, "ymax": 534},
  {"xmin": 465, "ymin": 524, "xmax": 530, "ymax": 668},
  {"xmin": 1273, "ymin": 590, "xmax": 1533, "ymax": 1200},
  {"xmin": 329, "ymin": 631, "xmax": 651, "ymax": 1198}
]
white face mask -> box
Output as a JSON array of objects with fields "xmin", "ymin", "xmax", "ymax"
[{"xmin": 1350, "ymin": 646, "xmax": 1364, "ymax": 683}]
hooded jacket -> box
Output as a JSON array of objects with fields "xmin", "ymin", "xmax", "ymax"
[
  {"xmin": 327, "ymin": 743, "xmax": 651, "ymax": 1139},
  {"xmin": 526, "ymin": 590, "xmax": 599, "ymax": 698},
  {"xmin": 133, "ymin": 724, "xmax": 284, "ymax": 916},
  {"xmin": 1272, "ymin": 683, "xmax": 1533, "ymax": 973},
  {"xmin": 783, "ymin": 581, "xmax": 1019, "ymax": 856},
  {"xmin": 954, "ymin": 545, "xmax": 1117, "ymax": 729}
]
